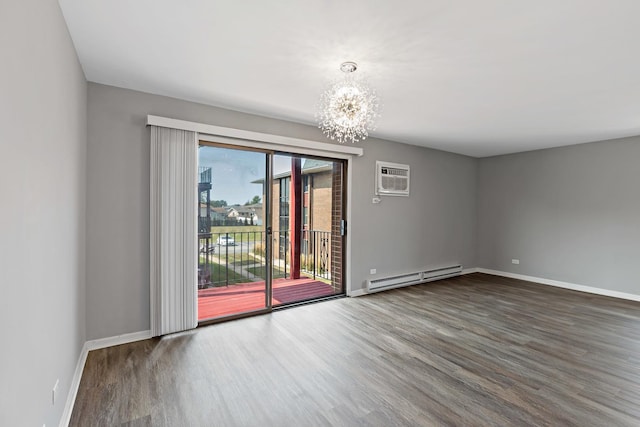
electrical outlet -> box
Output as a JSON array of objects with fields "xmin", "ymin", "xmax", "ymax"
[
  {"xmin": 512, "ymin": 259, "xmax": 520, "ymax": 265},
  {"xmin": 52, "ymin": 379, "xmax": 59, "ymax": 405},
  {"xmin": 370, "ymin": 268, "xmax": 377, "ymax": 275}
]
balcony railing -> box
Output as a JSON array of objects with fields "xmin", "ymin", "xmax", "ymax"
[
  {"xmin": 198, "ymin": 217, "xmax": 212, "ymax": 233},
  {"xmin": 302, "ymin": 230, "xmax": 331, "ymax": 281},
  {"xmin": 197, "ymin": 230, "xmax": 331, "ymax": 289},
  {"xmin": 199, "ymin": 167, "xmax": 212, "ymax": 184}
]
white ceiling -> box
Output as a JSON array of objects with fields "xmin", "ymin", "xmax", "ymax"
[{"xmin": 59, "ymin": 0, "xmax": 640, "ymax": 157}]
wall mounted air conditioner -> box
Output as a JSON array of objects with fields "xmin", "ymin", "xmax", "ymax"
[{"xmin": 375, "ymin": 161, "xmax": 410, "ymax": 196}]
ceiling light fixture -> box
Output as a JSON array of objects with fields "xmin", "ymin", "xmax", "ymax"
[{"xmin": 317, "ymin": 61, "xmax": 379, "ymax": 144}]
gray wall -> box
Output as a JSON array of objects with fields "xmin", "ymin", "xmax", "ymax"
[
  {"xmin": 351, "ymin": 140, "xmax": 477, "ymax": 289},
  {"xmin": 477, "ymin": 137, "xmax": 640, "ymax": 295},
  {"xmin": 86, "ymin": 82, "xmax": 478, "ymax": 340},
  {"xmin": 0, "ymin": 1, "xmax": 87, "ymax": 426}
]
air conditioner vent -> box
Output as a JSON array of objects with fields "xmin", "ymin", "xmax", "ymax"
[{"xmin": 376, "ymin": 161, "xmax": 410, "ymax": 196}]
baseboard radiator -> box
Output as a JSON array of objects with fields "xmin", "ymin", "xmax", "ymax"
[{"xmin": 366, "ymin": 264, "xmax": 462, "ymax": 293}]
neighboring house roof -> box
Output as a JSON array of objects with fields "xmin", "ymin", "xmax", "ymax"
[
  {"xmin": 204, "ymin": 205, "xmax": 264, "ymax": 222},
  {"xmin": 243, "ymin": 203, "xmax": 262, "ymax": 210},
  {"xmin": 211, "ymin": 207, "xmax": 230, "ymax": 215},
  {"xmin": 236, "ymin": 204, "xmax": 263, "ymax": 220},
  {"xmin": 242, "ymin": 204, "xmax": 264, "ymax": 222}
]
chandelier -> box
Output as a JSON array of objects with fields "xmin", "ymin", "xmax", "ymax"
[{"xmin": 317, "ymin": 62, "xmax": 379, "ymax": 144}]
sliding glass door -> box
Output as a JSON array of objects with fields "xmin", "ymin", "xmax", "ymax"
[
  {"xmin": 197, "ymin": 144, "xmax": 271, "ymax": 321},
  {"xmin": 270, "ymin": 154, "xmax": 346, "ymax": 307},
  {"xmin": 196, "ymin": 144, "xmax": 346, "ymax": 323}
]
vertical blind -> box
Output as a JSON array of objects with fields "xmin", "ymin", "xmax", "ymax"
[{"xmin": 150, "ymin": 126, "xmax": 198, "ymax": 336}]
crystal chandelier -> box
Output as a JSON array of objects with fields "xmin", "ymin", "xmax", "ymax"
[{"xmin": 317, "ymin": 62, "xmax": 379, "ymax": 144}]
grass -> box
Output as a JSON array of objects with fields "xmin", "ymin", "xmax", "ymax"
[
  {"xmin": 201, "ymin": 242, "xmax": 329, "ymax": 285},
  {"xmin": 210, "ymin": 225, "xmax": 265, "ymax": 242},
  {"xmin": 198, "ymin": 261, "xmax": 246, "ymax": 287},
  {"xmin": 211, "ymin": 253, "xmax": 259, "ymax": 265},
  {"xmin": 234, "ymin": 258, "xmax": 263, "ymax": 267},
  {"xmin": 246, "ymin": 266, "xmax": 287, "ymax": 280}
]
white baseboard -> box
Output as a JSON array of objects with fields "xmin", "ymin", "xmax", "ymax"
[
  {"xmin": 351, "ymin": 267, "xmax": 640, "ymax": 302},
  {"xmin": 59, "ymin": 341, "xmax": 89, "ymax": 427},
  {"xmin": 348, "ymin": 288, "xmax": 368, "ymax": 297},
  {"xmin": 85, "ymin": 330, "xmax": 152, "ymax": 352},
  {"xmin": 59, "ymin": 330, "xmax": 152, "ymax": 427},
  {"xmin": 477, "ymin": 268, "xmax": 640, "ymax": 302}
]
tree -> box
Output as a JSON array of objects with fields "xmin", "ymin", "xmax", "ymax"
[
  {"xmin": 211, "ymin": 200, "xmax": 227, "ymax": 207},
  {"xmin": 245, "ymin": 195, "xmax": 261, "ymax": 205}
]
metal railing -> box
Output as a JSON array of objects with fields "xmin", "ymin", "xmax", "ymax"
[
  {"xmin": 197, "ymin": 229, "xmax": 331, "ymax": 289},
  {"xmin": 198, "ymin": 167, "xmax": 212, "ymax": 184},
  {"xmin": 198, "ymin": 217, "xmax": 212, "ymax": 233},
  {"xmin": 302, "ymin": 230, "xmax": 331, "ymax": 281}
]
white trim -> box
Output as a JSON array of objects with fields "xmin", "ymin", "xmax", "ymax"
[
  {"xmin": 345, "ymin": 156, "xmax": 354, "ymax": 297},
  {"xmin": 86, "ymin": 330, "xmax": 152, "ymax": 351},
  {"xmin": 199, "ymin": 133, "xmax": 356, "ymax": 160},
  {"xmin": 58, "ymin": 330, "xmax": 152, "ymax": 426},
  {"xmin": 147, "ymin": 115, "xmax": 363, "ymax": 157},
  {"xmin": 462, "ymin": 267, "xmax": 479, "ymax": 275},
  {"xmin": 477, "ymin": 268, "xmax": 640, "ymax": 302},
  {"xmin": 59, "ymin": 342, "xmax": 89, "ymax": 427},
  {"xmin": 348, "ymin": 288, "xmax": 368, "ymax": 297}
]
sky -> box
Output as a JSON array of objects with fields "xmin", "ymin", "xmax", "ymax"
[{"xmin": 198, "ymin": 146, "xmax": 292, "ymax": 206}]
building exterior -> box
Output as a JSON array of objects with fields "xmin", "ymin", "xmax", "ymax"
[{"xmin": 271, "ymin": 159, "xmax": 334, "ymax": 276}]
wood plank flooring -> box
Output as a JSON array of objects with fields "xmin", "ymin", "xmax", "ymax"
[{"xmin": 69, "ymin": 273, "xmax": 640, "ymax": 426}]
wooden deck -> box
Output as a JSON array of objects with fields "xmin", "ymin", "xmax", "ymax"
[{"xmin": 198, "ymin": 277, "xmax": 336, "ymax": 320}]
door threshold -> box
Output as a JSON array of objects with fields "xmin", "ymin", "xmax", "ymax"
[
  {"xmin": 197, "ymin": 307, "xmax": 271, "ymax": 327},
  {"xmin": 273, "ymin": 293, "xmax": 346, "ymax": 311}
]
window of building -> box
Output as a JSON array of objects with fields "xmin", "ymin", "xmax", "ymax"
[
  {"xmin": 279, "ymin": 177, "xmax": 290, "ymax": 259},
  {"xmin": 303, "ymin": 175, "xmax": 310, "ymax": 193}
]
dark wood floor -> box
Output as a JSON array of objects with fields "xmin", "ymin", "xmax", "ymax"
[{"xmin": 70, "ymin": 273, "xmax": 640, "ymax": 426}]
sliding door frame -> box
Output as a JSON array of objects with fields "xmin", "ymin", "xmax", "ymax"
[
  {"xmin": 197, "ymin": 141, "xmax": 274, "ymax": 326},
  {"xmin": 270, "ymin": 152, "xmax": 348, "ymax": 305},
  {"xmin": 197, "ymin": 133, "xmax": 356, "ymax": 300},
  {"xmin": 147, "ymin": 115, "xmax": 361, "ymax": 317}
]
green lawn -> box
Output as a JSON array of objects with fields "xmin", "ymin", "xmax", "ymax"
[
  {"xmin": 210, "ymin": 253, "xmax": 260, "ymax": 265},
  {"xmin": 246, "ymin": 265, "xmax": 287, "ymax": 280},
  {"xmin": 198, "ymin": 261, "xmax": 246, "ymax": 287},
  {"xmin": 210, "ymin": 225, "xmax": 265, "ymax": 242},
  {"xmin": 234, "ymin": 258, "xmax": 263, "ymax": 267}
]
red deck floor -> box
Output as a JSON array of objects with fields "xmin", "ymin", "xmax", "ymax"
[{"xmin": 198, "ymin": 277, "xmax": 336, "ymax": 320}]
